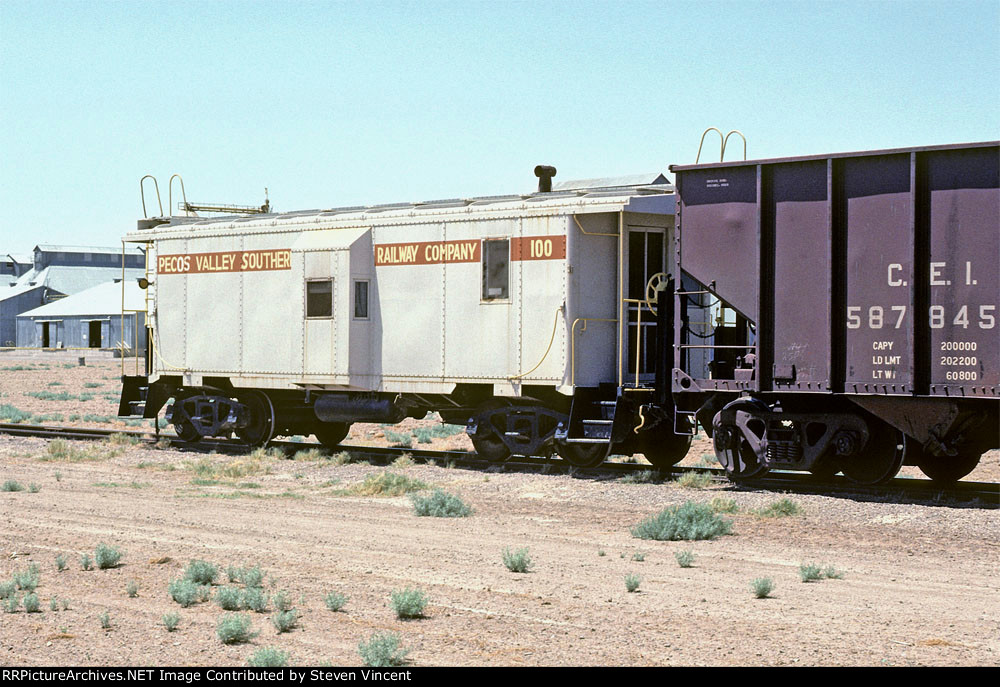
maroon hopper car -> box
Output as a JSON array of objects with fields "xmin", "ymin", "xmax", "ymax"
[{"xmin": 668, "ymin": 141, "xmax": 999, "ymax": 484}]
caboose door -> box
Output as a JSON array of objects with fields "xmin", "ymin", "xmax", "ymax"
[{"xmin": 625, "ymin": 223, "xmax": 667, "ymax": 383}]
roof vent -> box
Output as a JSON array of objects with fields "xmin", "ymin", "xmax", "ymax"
[{"xmin": 534, "ymin": 165, "xmax": 557, "ymax": 193}]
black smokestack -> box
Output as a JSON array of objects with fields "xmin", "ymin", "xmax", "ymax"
[{"xmin": 534, "ymin": 165, "xmax": 557, "ymax": 193}]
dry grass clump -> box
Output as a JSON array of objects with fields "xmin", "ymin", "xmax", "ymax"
[{"xmin": 351, "ymin": 471, "xmax": 428, "ymax": 497}]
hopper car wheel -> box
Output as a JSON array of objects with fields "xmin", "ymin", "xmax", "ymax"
[
  {"xmin": 313, "ymin": 422, "xmax": 350, "ymax": 449},
  {"xmin": 235, "ymin": 390, "xmax": 275, "ymax": 448},
  {"xmin": 471, "ymin": 432, "xmax": 511, "ymax": 463},
  {"xmin": 916, "ymin": 450, "xmax": 980, "ymax": 483},
  {"xmin": 841, "ymin": 422, "xmax": 905, "ymax": 485},
  {"xmin": 712, "ymin": 398, "xmax": 769, "ymax": 480},
  {"xmin": 555, "ymin": 441, "xmax": 610, "ymax": 468},
  {"xmin": 640, "ymin": 428, "xmax": 692, "ymax": 469},
  {"xmin": 172, "ymin": 418, "xmax": 201, "ymax": 443}
]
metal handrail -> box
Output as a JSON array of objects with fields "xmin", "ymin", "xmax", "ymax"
[
  {"xmin": 168, "ymin": 174, "xmax": 188, "ymax": 218},
  {"xmin": 695, "ymin": 127, "xmax": 724, "ymax": 163},
  {"xmin": 572, "ymin": 214, "xmax": 618, "ymax": 237},
  {"xmin": 722, "ymin": 130, "xmax": 747, "ymax": 161},
  {"xmin": 140, "ymin": 175, "xmax": 162, "ymax": 218}
]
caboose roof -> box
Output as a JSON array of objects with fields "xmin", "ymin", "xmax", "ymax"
[{"xmin": 126, "ymin": 177, "xmax": 675, "ymax": 241}]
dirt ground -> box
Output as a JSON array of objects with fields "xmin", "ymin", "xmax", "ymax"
[{"xmin": 1, "ymin": 353, "xmax": 999, "ymax": 667}]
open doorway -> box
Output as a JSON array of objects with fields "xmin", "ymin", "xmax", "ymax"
[{"xmin": 88, "ymin": 321, "xmax": 102, "ymax": 348}]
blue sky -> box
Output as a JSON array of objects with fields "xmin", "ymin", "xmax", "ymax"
[{"xmin": 1, "ymin": 0, "xmax": 997, "ymax": 252}]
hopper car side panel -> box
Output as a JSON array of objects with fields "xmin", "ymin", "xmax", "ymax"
[{"xmin": 670, "ymin": 141, "xmax": 998, "ymax": 484}]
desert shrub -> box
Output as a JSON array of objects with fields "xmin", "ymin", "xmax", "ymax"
[
  {"xmin": 352, "ymin": 471, "xmax": 427, "ymax": 497},
  {"xmin": 43, "ymin": 440, "xmax": 94, "ymax": 462},
  {"xmin": 2, "ymin": 480, "xmax": 24, "ymax": 492},
  {"xmin": 751, "ymin": 577, "xmax": 774, "ymax": 598},
  {"xmin": 293, "ymin": 448, "xmax": 324, "ymax": 462},
  {"xmin": 271, "ymin": 609, "xmax": 299, "ymax": 633},
  {"xmin": 216, "ymin": 613, "xmax": 257, "ymax": 644},
  {"xmin": 184, "ymin": 559, "xmax": 218, "ymax": 585},
  {"xmin": 14, "ymin": 564, "xmax": 40, "ymax": 591},
  {"xmin": 3, "ymin": 595, "xmax": 18, "ymax": 613},
  {"xmin": 632, "ymin": 551, "xmax": 646, "ymax": 562},
  {"xmin": 241, "ymin": 587, "xmax": 269, "ymax": 613},
  {"xmin": 215, "ymin": 586, "xmax": 243, "ymax": 611},
  {"xmin": 799, "ymin": 563, "xmax": 823, "ymax": 582},
  {"xmin": 385, "ymin": 430, "xmax": 412, "ymax": 448},
  {"xmin": 126, "ymin": 580, "xmax": 139, "ymax": 598},
  {"xmin": 271, "ymin": 590, "xmax": 293, "ymax": 612},
  {"xmin": 0, "ymin": 404, "xmax": 32, "ymax": 423},
  {"xmin": 80, "ymin": 554, "xmax": 93, "ymax": 570},
  {"xmin": 0, "ymin": 581, "xmax": 16, "ymax": 599},
  {"xmin": 709, "ymin": 496, "xmax": 739, "ymax": 513},
  {"xmin": 502, "ymin": 547, "xmax": 532, "ymax": 573},
  {"xmin": 28, "ymin": 483, "xmax": 39, "ymax": 493},
  {"xmin": 391, "ymin": 588, "xmax": 428, "ymax": 619},
  {"xmin": 226, "ymin": 565, "xmax": 242, "ymax": 583},
  {"xmin": 163, "ymin": 613, "xmax": 180, "ymax": 631},
  {"xmin": 330, "ymin": 451, "xmax": 356, "ymax": 466},
  {"xmin": 756, "ymin": 498, "xmax": 801, "ymax": 518},
  {"xmin": 95, "ymin": 543, "xmax": 123, "ymax": 569},
  {"xmin": 631, "ymin": 501, "xmax": 733, "ymax": 541},
  {"xmin": 823, "ymin": 565, "xmax": 844, "ymax": 580},
  {"xmin": 324, "ymin": 592, "xmax": 348, "ymax": 612},
  {"xmin": 240, "ymin": 565, "xmax": 265, "ymax": 588},
  {"xmin": 49, "ymin": 597, "xmax": 59, "ymax": 611},
  {"xmin": 99, "ymin": 611, "xmax": 111, "ymax": 629},
  {"xmin": 675, "ymin": 550, "xmax": 695, "ymax": 568},
  {"xmin": 106, "ymin": 433, "xmax": 139, "ymax": 447},
  {"xmin": 619, "ymin": 470, "xmax": 663, "ymax": 484},
  {"xmin": 625, "ymin": 573, "xmax": 641, "ymax": 593},
  {"xmin": 168, "ymin": 579, "xmax": 202, "ymax": 607},
  {"xmin": 22, "ymin": 593, "xmax": 40, "ymax": 613},
  {"xmin": 674, "ymin": 472, "xmax": 712, "ymax": 489},
  {"xmin": 411, "ymin": 490, "xmax": 472, "ymax": 517},
  {"xmin": 248, "ymin": 647, "xmax": 289, "ymax": 667},
  {"xmin": 359, "ymin": 631, "xmax": 409, "ymax": 668}
]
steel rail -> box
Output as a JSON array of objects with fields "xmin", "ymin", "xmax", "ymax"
[{"xmin": 1, "ymin": 423, "xmax": 996, "ymax": 506}]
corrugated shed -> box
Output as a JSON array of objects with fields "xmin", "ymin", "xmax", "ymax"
[
  {"xmin": 6, "ymin": 265, "xmax": 145, "ymax": 295},
  {"xmin": 18, "ymin": 280, "xmax": 145, "ymax": 318}
]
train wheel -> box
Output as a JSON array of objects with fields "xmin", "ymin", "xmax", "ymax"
[
  {"xmin": 640, "ymin": 428, "xmax": 692, "ymax": 469},
  {"xmin": 172, "ymin": 418, "xmax": 201, "ymax": 443},
  {"xmin": 555, "ymin": 441, "xmax": 610, "ymax": 468},
  {"xmin": 712, "ymin": 399, "xmax": 769, "ymax": 480},
  {"xmin": 313, "ymin": 422, "xmax": 350, "ymax": 449},
  {"xmin": 841, "ymin": 423, "xmax": 905, "ymax": 485},
  {"xmin": 235, "ymin": 390, "xmax": 275, "ymax": 448},
  {"xmin": 916, "ymin": 450, "xmax": 980, "ymax": 483},
  {"xmin": 471, "ymin": 432, "xmax": 511, "ymax": 463}
]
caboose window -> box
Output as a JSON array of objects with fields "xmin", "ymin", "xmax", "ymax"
[
  {"xmin": 354, "ymin": 280, "xmax": 369, "ymax": 319},
  {"xmin": 482, "ymin": 238, "xmax": 509, "ymax": 300},
  {"xmin": 306, "ymin": 279, "xmax": 333, "ymax": 318}
]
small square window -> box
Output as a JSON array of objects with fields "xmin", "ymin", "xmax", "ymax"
[
  {"xmin": 354, "ymin": 280, "xmax": 369, "ymax": 319},
  {"xmin": 306, "ymin": 279, "xmax": 333, "ymax": 318},
  {"xmin": 482, "ymin": 238, "xmax": 509, "ymax": 300}
]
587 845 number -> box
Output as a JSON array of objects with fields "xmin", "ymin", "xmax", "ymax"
[{"xmin": 846, "ymin": 304, "xmax": 996, "ymax": 329}]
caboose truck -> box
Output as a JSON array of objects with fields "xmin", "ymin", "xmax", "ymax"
[
  {"xmin": 669, "ymin": 139, "xmax": 999, "ymax": 484},
  {"xmin": 119, "ymin": 168, "xmax": 693, "ymax": 468}
]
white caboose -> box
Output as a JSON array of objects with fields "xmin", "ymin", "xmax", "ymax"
[{"xmin": 120, "ymin": 171, "xmax": 691, "ymax": 466}]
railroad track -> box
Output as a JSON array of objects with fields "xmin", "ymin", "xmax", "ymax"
[{"xmin": 2, "ymin": 422, "xmax": 997, "ymax": 507}]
